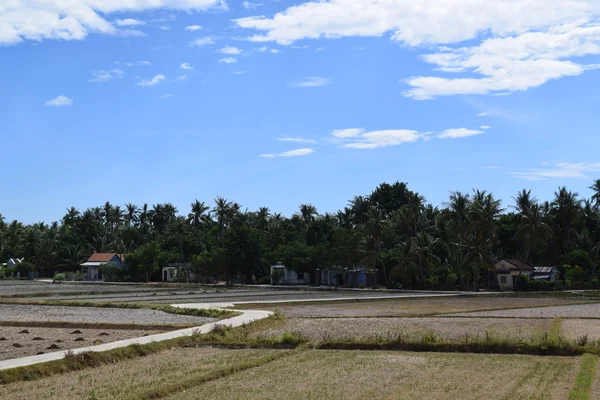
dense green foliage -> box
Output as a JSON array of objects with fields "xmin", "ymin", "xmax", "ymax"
[{"xmin": 2, "ymin": 181, "xmax": 600, "ymax": 289}]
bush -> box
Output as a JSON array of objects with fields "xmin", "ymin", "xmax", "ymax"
[
  {"xmin": 52, "ymin": 273, "xmax": 66, "ymax": 281},
  {"xmin": 99, "ymin": 264, "xmax": 128, "ymax": 282},
  {"xmin": 515, "ymin": 274, "xmax": 530, "ymax": 291}
]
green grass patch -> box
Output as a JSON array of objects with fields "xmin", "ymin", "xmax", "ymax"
[{"xmin": 570, "ymin": 354, "xmax": 599, "ymax": 400}]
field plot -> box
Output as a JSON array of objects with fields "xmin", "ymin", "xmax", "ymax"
[
  {"xmin": 257, "ymin": 317, "xmax": 551, "ymax": 341},
  {"xmin": 453, "ymin": 303, "xmax": 600, "ymax": 318},
  {"xmin": 0, "ymin": 348, "xmax": 286, "ymax": 400},
  {"xmin": 0, "ymin": 326, "xmax": 164, "ymax": 360},
  {"xmin": 0, "ymin": 281, "xmax": 169, "ymax": 297},
  {"xmin": 241, "ymin": 296, "xmax": 595, "ymax": 317},
  {"xmin": 166, "ymin": 350, "xmax": 577, "ymax": 400}
]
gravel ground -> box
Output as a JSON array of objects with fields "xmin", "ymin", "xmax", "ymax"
[
  {"xmin": 451, "ymin": 303, "xmax": 600, "ymax": 318},
  {"xmin": 0, "ymin": 281, "xmax": 167, "ymax": 297},
  {"xmin": 561, "ymin": 319, "xmax": 600, "ymax": 341},
  {"xmin": 257, "ymin": 317, "xmax": 551, "ymax": 341},
  {"xmin": 0, "ymin": 326, "xmax": 166, "ymax": 361},
  {"xmin": 255, "ymin": 297, "xmax": 591, "ymax": 317},
  {"xmin": 0, "ymin": 304, "xmax": 215, "ymax": 325}
]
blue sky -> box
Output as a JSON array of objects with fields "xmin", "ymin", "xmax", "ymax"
[{"xmin": 2, "ymin": 0, "xmax": 600, "ymax": 223}]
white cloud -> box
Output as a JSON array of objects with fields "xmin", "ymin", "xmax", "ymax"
[
  {"xmin": 261, "ymin": 148, "xmax": 315, "ymax": 158},
  {"xmin": 89, "ymin": 69, "xmax": 123, "ymax": 83},
  {"xmin": 478, "ymin": 112, "xmax": 490, "ymax": 117},
  {"xmin": 117, "ymin": 61, "xmax": 151, "ymax": 67},
  {"xmin": 514, "ymin": 162, "xmax": 600, "ymax": 181},
  {"xmin": 45, "ymin": 95, "xmax": 73, "ymax": 107},
  {"xmin": 137, "ymin": 74, "xmax": 166, "ymax": 87},
  {"xmin": 331, "ymin": 126, "xmax": 484, "ymax": 149},
  {"xmin": 234, "ymin": 1, "xmax": 600, "ymax": 98},
  {"xmin": 403, "ymin": 23, "xmax": 600, "ymax": 99},
  {"xmin": 339, "ymin": 129, "xmax": 424, "ymax": 149},
  {"xmin": 185, "ymin": 25, "xmax": 202, "ymax": 31},
  {"xmin": 115, "ymin": 18, "xmax": 144, "ymax": 27},
  {"xmin": 1, "ymin": 1, "xmax": 227, "ymax": 45},
  {"xmin": 180, "ymin": 62, "xmax": 194, "ymax": 70},
  {"xmin": 277, "ymin": 137, "xmax": 318, "ymax": 144},
  {"xmin": 316, "ymin": 47, "xmax": 326, "ymax": 52},
  {"xmin": 219, "ymin": 57, "xmax": 237, "ymax": 64},
  {"xmin": 234, "ymin": 70, "xmax": 247, "ymax": 75},
  {"xmin": 243, "ymin": 1, "xmax": 262, "ymax": 9},
  {"xmin": 289, "ymin": 77, "xmax": 331, "ymax": 87},
  {"xmin": 138, "ymin": 61, "xmax": 152, "ymax": 66},
  {"xmin": 234, "ymin": 0, "xmax": 594, "ymax": 46},
  {"xmin": 331, "ymin": 128, "xmax": 365, "ymax": 139},
  {"xmin": 158, "ymin": 26, "xmax": 171, "ymax": 31},
  {"xmin": 173, "ymin": 74, "xmax": 188, "ymax": 81},
  {"xmin": 219, "ymin": 46, "xmax": 242, "ymax": 55},
  {"xmin": 160, "ymin": 93, "xmax": 175, "ymax": 98},
  {"xmin": 191, "ymin": 36, "xmax": 216, "ymax": 46},
  {"xmin": 481, "ymin": 125, "xmax": 491, "ymax": 129},
  {"xmin": 438, "ymin": 128, "xmax": 484, "ymax": 139},
  {"xmin": 270, "ymin": 48, "xmax": 280, "ymax": 53}
]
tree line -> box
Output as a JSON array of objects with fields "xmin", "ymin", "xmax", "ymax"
[{"xmin": 2, "ymin": 181, "xmax": 600, "ymax": 289}]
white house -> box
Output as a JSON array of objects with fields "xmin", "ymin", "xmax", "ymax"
[
  {"xmin": 494, "ymin": 259, "xmax": 534, "ymax": 290},
  {"xmin": 270, "ymin": 264, "xmax": 309, "ymax": 285},
  {"xmin": 81, "ymin": 253, "xmax": 126, "ymax": 280}
]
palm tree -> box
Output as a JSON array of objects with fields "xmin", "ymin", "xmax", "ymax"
[
  {"xmin": 362, "ymin": 205, "xmax": 389, "ymax": 286},
  {"xmin": 256, "ymin": 207, "xmax": 270, "ymax": 231},
  {"xmin": 125, "ymin": 203, "xmax": 139, "ymax": 227},
  {"xmin": 551, "ymin": 187, "xmax": 581, "ymax": 255},
  {"xmin": 187, "ymin": 200, "xmax": 210, "ymax": 229},
  {"xmin": 62, "ymin": 207, "xmax": 80, "ymax": 227},
  {"xmin": 213, "ymin": 197, "xmax": 233, "ymax": 281},
  {"xmin": 298, "ymin": 204, "xmax": 318, "ymax": 228}
]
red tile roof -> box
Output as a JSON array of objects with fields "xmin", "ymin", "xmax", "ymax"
[{"xmin": 87, "ymin": 253, "xmax": 126, "ymax": 263}]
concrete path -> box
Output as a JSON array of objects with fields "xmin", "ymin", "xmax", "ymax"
[{"xmin": 0, "ymin": 305, "xmax": 271, "ymax": 371}]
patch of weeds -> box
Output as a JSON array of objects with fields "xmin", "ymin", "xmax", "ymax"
[{"xmin": 569, "ymin": 354, "xmax": 598, "ymax": 400}]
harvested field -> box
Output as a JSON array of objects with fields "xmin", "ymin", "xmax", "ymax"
[
  {"xmin": 562, "ymin": 319, "xmax": 600, "ymax": 341},
  {"xmin": 241, "ymin": 297, "xmax": 595, "ymax": 317},
  {"xmin": 0, "ymin": 304, "xmax": 215, "ymax": 325},
  {"xmin": 454, "ymin": 303, "xmax": 600, "ymax": 318},
  {"xmin": 257, "ymin": 317, "xmax": 551, "ymax": 341},
  {"xmin": 0, "ymin": 348, "xmax": 284, "ymax": 400},
  {"xmin": 0, "ymin": 327, "xmax": 165, "ymax": 361},
  {"xmin": 166, "ymin": 350, "xmax": 577, "ymax": 400}
]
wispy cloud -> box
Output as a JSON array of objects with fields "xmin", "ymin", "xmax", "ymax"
[
  {"xmin": 158, "ymin": 26, "xmax": 171, "ymax": 31},
  {"xmin": 89, "ymin": 69, "xmax": 123, "ymax": 83},
  {"xmin": 331, "ymin": 128, "xmax": 366, "ymax": 139},
  {"xmin": 513, "ymin": 162, "xmax": 600, "ymax": 181},
  {"xmin": 261, "ymin": 148, "xmax": 315, "ymax": 158},
  {"xmin": 45, "ymin": 95, "xmax": 73, "ymax": 107},
  {"xmin": 234, "ymin": 71, "xmax": 247, "ymax": 75},
  {"xmin": 116, "ymin": 61, "xmax": 151, "ymax": 67},
  {"xmin": 277, "ymin": 137, "xmax": 318, "ymax": 144},
  {"xmin": 191, "ymin": 36, "xmax": 215, "ymax": 47},
  {"xmin": 289, "ymin": 77, "xmax": 331, "ymax": 88},
  {"xmin": 219, "ymin": 46, "xmax": 242, "ymax": 55},
  {"xmin": 219, "ymin": 57, "xmax": 237, "ymax": 64},
  {"xmin": 478, "ymin": 112, "xmax": 490, "ymax": 117},
  {"xmin": 173, "ymin": 74, "xmax": 188, "ymax": 82},
  {"xmin": 137, "ymin": 75, "xmax": 166, "ymax": 87},
  {"xmin": 243, "ymin": 1, "xmax": 262, "ymax": 9},
  {"xmin": 115, "ymin": 18, "xmax": 145, "ymax": 27},
  {"xmin": 481, "ymin": 125, "xmax": 491, "ymax": 129},
  {"xmin": 160, "ymin": 93, "xmax": 175, "ymax": 99},
  {"xmin": 185, "ymin": 25, "xmax": 202, "ymax": 31},
  {"xmin": 180, "ymin": 63, "xmax": 194, "ymax": 70},
  {"xmin": 438, "ymin": 128, "xmax": 484, "ymax": 139}
]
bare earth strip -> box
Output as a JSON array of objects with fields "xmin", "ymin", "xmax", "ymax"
[
  {"xmin": 257, "ymin": 317, "xmax": 551, "ymax": 341},
  {"xmin": 562, "ymin": 319, "xmax": 600, "ymax": 341},
  {"xmin": 0, "ymin": 304, "xmax": 214, "ymax": 325},
  {"xmin": 0, "ymin": 348, "xmax": 282, "ymax": 400},
  {"xmin": 451, "ymin": 303, "xmax": 600, "ymax": 318},
  {"xmin": 166, "ymin": 350, "xmax": 576, "ymax": 400},
  {"xmin": 0, "ymin": 327, "xmax": 165, "ymax": 361},
  {"xmin": 244, "ymin": 297, "xmax": 594, "ymax": 317}
]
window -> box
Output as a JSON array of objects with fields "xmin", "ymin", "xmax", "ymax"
[{"xmin": 500, "ymin": 276, "xmax": 507, "ymax": 284}]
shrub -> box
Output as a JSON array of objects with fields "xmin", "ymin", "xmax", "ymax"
[
  {"xmin": 271, "ymin": 269, "xmax": 284, "ymax": 285},
  {"xmin": 52, "ymin": 273, "xmax": 66, "ymax": 281}
]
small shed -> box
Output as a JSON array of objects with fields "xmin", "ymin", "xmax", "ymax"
[{"xmin": 532, "ymin": 266, "xmax": 559, "ymax": 282}]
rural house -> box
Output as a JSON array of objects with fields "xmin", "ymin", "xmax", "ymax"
[
  {"xmin": 494, "ymin": 259, "xmax": 534, "ymax": 290},
  {"xmin": 532, "ymin": 266, "xmax": 559, "ymax": 282},
  {"xmin": 81, "ymin": 253, "xmax": 126, "ymax": 281},
  {"xmin": 270, "ymin": 264, "xmax": 310, "ymax": 285}
]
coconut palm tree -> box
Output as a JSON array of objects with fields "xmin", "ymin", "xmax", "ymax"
[
  {"xmin": 551, "ymin": 187, "xmax": 582, "ymax": 255},
  {"xmin": 125, "ymin": 203, "xmax": 139, "ymax": 227},
  {"xmin": 187, "ymin": 200, "xmax": 210, "ymax": 229}
]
